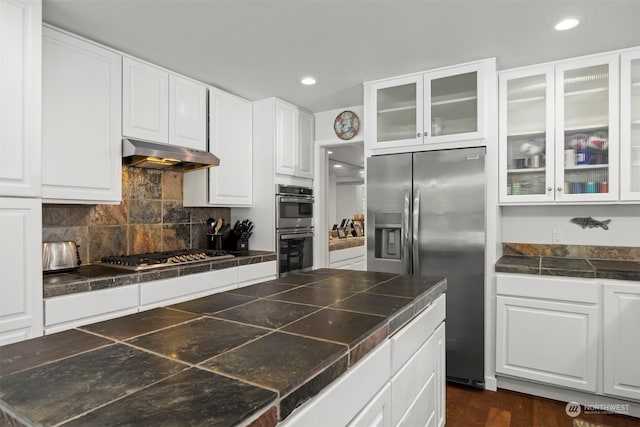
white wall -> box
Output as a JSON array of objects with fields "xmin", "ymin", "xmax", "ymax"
[
  {"xmin": 501, "ymin": 205, "xmax": 640, "ymax": 246},
  {"xmin": 335, "ymin": 183, "xmax": 364, "ymax": 221},
  {"xmin": 314, "ymin": 105, "xmax": 365, "ymax": 143}
]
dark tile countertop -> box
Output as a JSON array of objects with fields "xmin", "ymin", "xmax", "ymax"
[
  {"xmin": 43, "ymin": 250, "xmax": 277, "ymax": 298},
  {"xmin": 496, "ymin": 255, "xmax": 640, "ymax": 281},
  {"xmin": 1, "ymin": 269, "xmax": 446, "ymax": 426}
]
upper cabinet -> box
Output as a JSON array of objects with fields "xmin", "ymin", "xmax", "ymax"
[
  {"xmin": 184, "ymin": 87, "xmax": 253, "ymax": 207},
  {"xmin": 123, "ymin": 57, "xmax": 206, "ymax": 151},
  {"xmin": 168, "ymin": 74, "xmax": 207, "ymax": 150},
  {"xmin": 275, "ymin": 100, "xmax": 314, "ymax": 179},
  {"xmin": 0, "ymin": 0, "xmax": 41, "ymax": 198},
  {"xmin": 42, "ymin": 27, "xmax": 122, "ymax": 203},
  {"xmin": 499, "ymin": 53, "xmax": 621, "ymax": 204},
  {"xmin": 620, "ymin": 48, "xmax": 640, "ymax": 201},
  {"xmin": 365, "ymin": 59, "xmax": 492, "ymax": 152}
]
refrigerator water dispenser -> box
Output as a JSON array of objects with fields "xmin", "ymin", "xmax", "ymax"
[{"xmin": 374, "ymin": 213, "xmax": 402, "ymax": 260}]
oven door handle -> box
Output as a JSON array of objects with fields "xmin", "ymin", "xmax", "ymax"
[
  {"xmin": 278, "ymin": 197, "xmax": 314, "ymax": 204},
  {"xmin": 280, "ymin": 232, "xmax": 314, "ymax": 240}
]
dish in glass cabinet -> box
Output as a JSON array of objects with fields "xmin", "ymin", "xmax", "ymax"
[{"xmin": 334, "ymin": 110, "xmax": 360, "ymax": 140}]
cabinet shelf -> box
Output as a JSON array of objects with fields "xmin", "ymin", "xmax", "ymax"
[
  {"xmin": 431, "ymin": 95, "xmax": 477, "ymax": 107},
  {"xmin": 564, "ymin": 123, "xmax": 608, "ymax": 132},
  {"xmin": 507, "ymin": 167, "xmax": 545, "ymax": 174},
  {"xmin": 378, "ymin": 105, "xmax": 416, "ymax": 114},
  {"xmin": 565, "ymin": 164, "xmax": 609, "ymax": 171},
  {"xmin": 507, "ymin": 96, "xmax": 545, "ymax": 105},
  {"xmin": 507, "ymin": 130, "xmax": 546, "ymax": 137},
  {"xmin": 565, "ymin": 87, "xmax": 608, "ymax": 98}
]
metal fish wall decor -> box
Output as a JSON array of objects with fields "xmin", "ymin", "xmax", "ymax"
[{"xmin": 570, "ymin": 217, "xmax": 611, "ymax": 230}]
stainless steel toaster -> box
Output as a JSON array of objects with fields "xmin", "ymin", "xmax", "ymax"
[{"xmin": 43, "ymin": 241, "xmax": 81, "ymax": 273}]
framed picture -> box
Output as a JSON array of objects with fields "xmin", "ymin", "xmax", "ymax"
[
  {"xmin": 353, "ymin": 221, "xmax": 364, "ymax": 237},
  {"xmin": 337, "ymin": 228, "xmax": 347, "ymax": 239}
]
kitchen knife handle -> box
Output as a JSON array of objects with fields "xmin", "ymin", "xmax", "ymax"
[
  {"xmin": 412, "ymin": 188, "xmax": 420, "ymax": 276},
  {"xmin": 403, "ymin": 189, "xmax": 411, "ymax": 275}
]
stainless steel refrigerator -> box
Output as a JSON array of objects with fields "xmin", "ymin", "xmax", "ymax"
[{"xmin": 367, "ymin": 147, "xmax": 485, "ymax": 388}]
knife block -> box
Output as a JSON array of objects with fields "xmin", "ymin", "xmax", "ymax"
[{"xmin": 222, "ymin": 232, "xmax": 249, "ymax": 252}]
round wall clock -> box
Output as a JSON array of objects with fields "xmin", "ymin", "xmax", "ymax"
[{"xmin": 334, "ymin": 110, "xmax": 360, "ymax": 140}]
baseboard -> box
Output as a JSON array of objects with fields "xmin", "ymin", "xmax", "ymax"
[
  {"xmin": 497, "ymin": 376, "xmax": 640, "ymax": 419},
  {"xmin": 484, "ymin": 375, "xmax": 497, "ymax": 391}
]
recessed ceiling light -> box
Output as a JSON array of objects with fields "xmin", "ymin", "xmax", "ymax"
[
  {"xmin": 334, "ymin": 164, "xmax": 342, "ymax": 168},
  {"xmin": 554, "ymin": 17, "xmax": 580, "ymax": 31},
  {"xmin": 327, "ymin": 150, "xmax": 333, "ymax": 154},
  {"xmin": 301, "ymin": 77, "xmax": 317, "ymax": 85}
]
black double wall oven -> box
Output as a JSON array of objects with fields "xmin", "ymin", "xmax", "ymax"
[{"xmin": 276, "ymin": 184, "xmax": 314, "ymax": 277}]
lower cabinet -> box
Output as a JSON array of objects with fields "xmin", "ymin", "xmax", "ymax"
[
  {"xmin": 43, "ymin": 262, "xmax": 277, "ymax": 333},
  {"xmin": 237, "ymin": 261, "xmax": 277, "ymax": 288},
  {"xmin": 348, "ymin": 383, "xmax": 392, "ymax": 427},
  {"xmin": 329, "ymin": 246, "xmax": 365, "ymax": 270},
  {"xmin": 281, "ymin": 294, "xmax": 446, "ymax": 427},
  {"xmin": 0, "ymin": 197, "xmax": 42, "ymax": 345},
  {"xmin": 45, "ymin": 285, "xmax": 138, "ymax": 334},
  {"xmin": 496, "ymin": 274, "xmax": 599, "ymax": 392},
  {"xmin": 280, "ymin": 340, "xmax": 392, "ymax": 427},
  {"xmin": 139, "ymin": 267, "xmax": 239, "ymax": 310},
  {"xmin": 603, "ymin": 280, "xmax": 640, "ymax": 401}
]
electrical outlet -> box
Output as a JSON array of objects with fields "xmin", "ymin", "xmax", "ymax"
[{"xmin": 553, "ymin": 229, "xmax": 562, "ymax": 244}]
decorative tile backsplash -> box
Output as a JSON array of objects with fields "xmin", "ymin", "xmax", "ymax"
[
  {"xmin": 43, "ymin": 167, "xmax": 230, "ymax": 263},
  {"xmin": 502, "ymin": 242, "xmax": 640, "ymax": 261}
]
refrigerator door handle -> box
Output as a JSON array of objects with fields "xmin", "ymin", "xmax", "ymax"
[
  {"xmin": 403, "ymin": 189, "xmax": 411, "ymax": 274},
  {"xmin": 412, "ymin": 188, "xmax": 420, "ymax": 276}
]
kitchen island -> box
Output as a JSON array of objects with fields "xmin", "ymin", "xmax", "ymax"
[{"xmin": 0, "ymin": 269, "xmax": 446, "ymax": 426}]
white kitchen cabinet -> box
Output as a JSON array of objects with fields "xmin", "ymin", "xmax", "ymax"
[
  {"xmin": 169, "ymin": 74, "xmax": 207, "ymax": 151},
  {"xmin": 122, "ymin": 57, "xmax": 169, "ymax": 143},
  {"xmin": 42, "ymin": 27, "xmax": 122, "ymax": 204},
  {"xmin": 330, "ymin": 246, "xmax": 365, "ymax": 270},
  {"xmin": 603, "ymin": 280, "xmax": 640, "ymax": 401},
  {"xmin": 44, "ymin": 284, "xmax": 138, "ymax": 334},
  {"xmin": 0, "ymin": 0, "xmax": 41, "ymax": 198},
  {"xmin": 184, "ymin": 87, "xmax": 253, "ymax": 207},
  {"xmin": 275, "ymin": 99, "xmax": 315, "ymax": 179},
  {"xmin": 390, "ymin": 295, "xmax": 446, "ymax": 427},
  {"xmin": 298, "ymin": 110, "xmax": 315, "ymax": 178},
  {"xmin": 496, "ymin": 274, "xmax": 599, "ymax": 392},
  {"xmin": 499, "ymin": 53, "xmax": 620, "ymax": 204},
  {"xmin": 139, "ymin": 267, "xmax": 239, "ymax": 310},
  {"xmin": 347, "ymin": 383, "xmax": 392, "ymax": 427},
  {"xmin": 0, "ymin": 198, "xmax": 42, "ymax": 345},
  {"xmin": 282, "ymin": 294, "xmax": 446, "ymax": 427},
  {"xmin": 365, "ymin": 59, "xmax": 491, "ymax": 152},
  {"xmin": 123, "ymin": 57, "xmax": 206, "ymax": 150},
  {"xmin": 281, "ymin": 341, "xmax": 392, "ymax": 427},
  {"xmin": 620, "ymin": 48, "xmax": 640, "ymax": 201},
  {"xmin": 237, "ymin": 261, "xmax": 277, "ymax": 288}
]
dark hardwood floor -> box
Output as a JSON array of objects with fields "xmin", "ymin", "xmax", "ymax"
[{"xmin": 446, "ymin": 384, "xmax": 640, "ymax": 427}]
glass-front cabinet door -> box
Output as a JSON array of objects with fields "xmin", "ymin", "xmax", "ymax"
[
  {"xmin": 621, "ymin": 49, "xmax": 640, "ymax": 201},
  {"xmin": 425, "ymin": 62, "xmax": 483, "ymax": 143},
  {"xmin": 555, "ymin": 54, "xmax": 619, "ymax": 202},
  {"xmin": 499, "ymin": 66, "xmax": 555, "ymax": 203},
  {"xmin": 370, "ymin": 75, "xmax": 423, "ymax": 148}
]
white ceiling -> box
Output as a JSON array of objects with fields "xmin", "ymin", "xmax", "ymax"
[{"xmin": 43, "ymin": 0, "xmax": 640, "ymax": 113}]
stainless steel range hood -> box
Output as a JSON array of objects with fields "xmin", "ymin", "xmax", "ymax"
[{"xmin": 122, "ymin": 138, "xmax": 219, "ymax": 172}]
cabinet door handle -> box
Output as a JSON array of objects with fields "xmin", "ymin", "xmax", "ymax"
[
  {"xmin": 547, "ymin": 187, "xmax": 553, "ymax": 191},
  {"xmin": 417, "ymin": 132, "xmax": 421, "ymax": 138},
  {"xmin": 557, "ymin": 187, "xmax": 563, "ymax": 192}
]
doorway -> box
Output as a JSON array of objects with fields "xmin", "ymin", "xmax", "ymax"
[{"xmin": 314, "ymin": 142, "xmax": 365, "ymax": 269}]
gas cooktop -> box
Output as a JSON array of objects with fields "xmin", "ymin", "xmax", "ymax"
[{"xmin": 99, "ymin": 249, "xmax": 234, "ymax": 271}]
